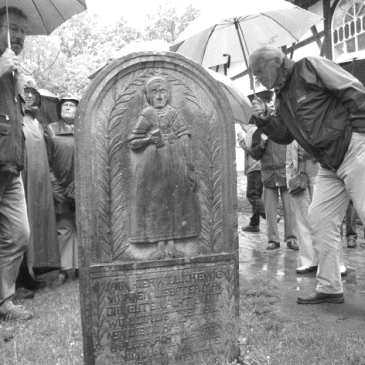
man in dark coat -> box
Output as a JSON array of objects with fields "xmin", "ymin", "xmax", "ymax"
[
  {"xmin": 46, "ymin": 94, "xmax": 79, "ymax": 285},
  {"xmin": 0, "ymin": 6, "xmax": 33, "ymax": 321}
]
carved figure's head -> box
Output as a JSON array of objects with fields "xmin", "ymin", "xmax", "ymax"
[{"xmin": 144, "ymin": 76, "xmax": 171, "ymax": 109}]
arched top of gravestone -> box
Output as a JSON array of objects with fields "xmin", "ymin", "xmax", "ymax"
[
  {"xmin": 77, "ymin": 51, "xmax": 233, "ymax": 131},
  {"xmin": 75, "ymin": 51, "xmax": 238, "ymax": 264}
]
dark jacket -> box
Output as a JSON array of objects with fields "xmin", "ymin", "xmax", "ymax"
[
  {"xmin": 45, "ymin": 121, "xmax": 75, "ymax": 213},
  {"xmin": 239, "ymin": 123, "xmax": 261, "ymax": 175},
  {"xmin": 254, "ymin": 56, "xmax": 365, "ymax": 171},
  {"xmin": 0, "ymin": 73, "xmax": 25, "ymax": 174},
  {"xmin": 250, "ymin": 129, "xmax": 287, "ymax": 188}
]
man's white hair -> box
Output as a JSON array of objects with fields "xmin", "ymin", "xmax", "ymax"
[{"xmin": 249, "ymin": 46, "xmax": 285, "ymax": 66}]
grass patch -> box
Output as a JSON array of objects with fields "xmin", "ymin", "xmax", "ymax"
[
  {"xmin": 238, "ymin": 273, "xmax": 365, "ymax": 365},
  {"xmin": 0, "ymin": 280, "xmax": 83, "ymax": 365},
  {"xmin": 1, "ymin": 273, "xmax": 365, "ymax": 365}
]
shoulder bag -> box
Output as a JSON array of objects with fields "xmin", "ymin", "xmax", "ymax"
[{"xmin": 288, "ymin": 161, "xmax": 307, "ymax": 195}]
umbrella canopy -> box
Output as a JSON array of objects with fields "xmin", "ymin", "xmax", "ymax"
[
  {"xmin": 1, "ymin": 0, "xmax": 87, "ymax": 35},
  {"xmin": 206, "ymin": 68, "xmax": 251, "ymax": 126},
  {"xmin": 171, "ymin": 0, "xmax": 322, "ymax": 70}
]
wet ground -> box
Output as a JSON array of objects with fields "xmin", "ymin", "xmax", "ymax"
[{"xmin": 237, "ymin": 171, "xmax": 365, "ymax": 333}]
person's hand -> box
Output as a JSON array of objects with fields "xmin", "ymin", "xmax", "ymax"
[
  {"xmin": 237, "ymin": 130, "xmax": 244, "ymax": 142},
  {"xmin": 260, "ymin": 133, "xmax": 268, "ymax": 148},
  {"xmin": 0, "ymin": 49, "xmax": 18, "ymax": 77},
  {"xmin": 252, "ymin": 97, "xmax": 271, "ymax": 120},
  {"xmin": 66, "ymin": 181, "xmax": 75, "ymax": 199}
]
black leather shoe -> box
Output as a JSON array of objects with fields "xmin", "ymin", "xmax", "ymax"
[
  {"xmin": 287, "ymin": 238, "xmax": 299, "ymax": 250},
  {"xmin": 297, "ymin": 292, "xmax": 344, "ymax": 304},
  {"xmin": 27, "ymin": 279, "xmax": 47, "ymax": 290},
  {"xmin": 13, "ymin": 288, "xmax": 35, "ymax": 301},
  {"xmin": 16, "ymin": 267, "xmax": 46, "ymax": 291},
  {"xmin": 296, "ymin": 265, "xmax": 318, "ymax": 274},
  {"xmin": 241, "ymin": 225, "xmax": 259, "ymax": 233},
  {"xmin": 266, "ymin": 241, "xmax": 280, "ymax": 250}
]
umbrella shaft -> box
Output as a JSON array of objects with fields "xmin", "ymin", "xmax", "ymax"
[
  {"xmin": 234, "ymin": 19, "xmax": 255, "ymax": 95},
  {"xmin": 234, "ymin": 20, "xmax": 248, "ymax": 65}
]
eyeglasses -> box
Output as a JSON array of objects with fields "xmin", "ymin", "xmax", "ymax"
[{"xmin": 0, "ymin": 24, "xmax": 27, "ymax": 36}]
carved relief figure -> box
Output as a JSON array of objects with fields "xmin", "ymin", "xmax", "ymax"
[{"xmin": 128, "ymin": 76, "xmax": 200, "ymax": 260}]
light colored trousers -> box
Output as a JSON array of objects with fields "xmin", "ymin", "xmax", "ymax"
[
  {"xmin": 264, "ymin": 186, "xmax": 295, "ymax": 243},
  {"xmin": 57, "ymin": 212, "xmax": 78, "ymax": 271},
  {"xmin": 291, "ymin": 176, "xmax": 317, "ymax": 267},
  {"xmin": 0, "ymin": 174, "xmax": 30, "ymax": 303},
  {"xmin": 292, "ymin": 176, "xmax": 345, "ymax": 269},
  {"xmin": 309, "ymin": 132, "xmax": 365, "ymax": 294}
]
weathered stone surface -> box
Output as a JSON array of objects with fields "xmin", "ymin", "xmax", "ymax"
[
  {"xmin": 76, "ymin": 52, "xmax": 239, "ymax": 364},
  {"xmin": 90, "ymin": 255, "xmax": 236, "ymax": 364}
]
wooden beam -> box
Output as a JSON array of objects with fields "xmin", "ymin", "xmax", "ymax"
[
  {"xmin": 231, "ymin": 30, "xmax": 325, "ymax": 81},
  {"xmin": 321, "ymin": 0, "xmax": 332, "ymax": 58},
  {"xmin": 320, "ymin": 0, "xmax": 340, "ymax": 59},
  {"xmin": 285, "ymin": 29, "xmax": 324, "ymax": 53},
  {"xmin": 311, "ymin": 25, "xmax": 323, "ymax": 48}
]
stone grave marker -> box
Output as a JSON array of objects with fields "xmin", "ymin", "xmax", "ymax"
[{"xmin": 75, "ymin": 52, "xmax": 240, "ymax": 365}]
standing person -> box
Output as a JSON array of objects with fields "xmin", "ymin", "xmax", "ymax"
[
  {"xmin": 0, "ymin": 6, "xmax": 33, "ymax": 321},
  {"xmin": 249, "ymin": 46, "xmax": 365, "ymax": 304},
  {"xmin": 286, "ymin": 141, "xmax": 318, "ymax": 273},
  {"xmin": 287, "ymin": 141, "xmax": 347, "ymax": 276},
  {"xmin": 46, "ymin": 94, "xmax": 79, "ymax": 285},
  {"xmin": 238, "ymin": 118, "xmax": 265, "ymax": 233},
  {"xmin": 250, "ymin": 128, "xmax": 298, "ymax": 251},
  {"xmin": 20, "ymin": 76, "xmax": 60, "ymax": 283}
]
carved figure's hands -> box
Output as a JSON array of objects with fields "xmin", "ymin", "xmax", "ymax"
[
  {"xmin": 149, "ymin": 128, "xmax": 165, "ymax": 148},
  {"xmin": 149, "ymin": 133, "xmax": 160, "ymax": 144}
]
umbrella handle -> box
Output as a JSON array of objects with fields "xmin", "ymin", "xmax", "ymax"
[{"xmin": 223, "ymin": 54, "xmax": 231, "ymax": 68}]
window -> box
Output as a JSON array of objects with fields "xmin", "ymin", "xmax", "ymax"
[{"xmin": 332, "ymin": 0, "xmax": 365, "ymax": 60}]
